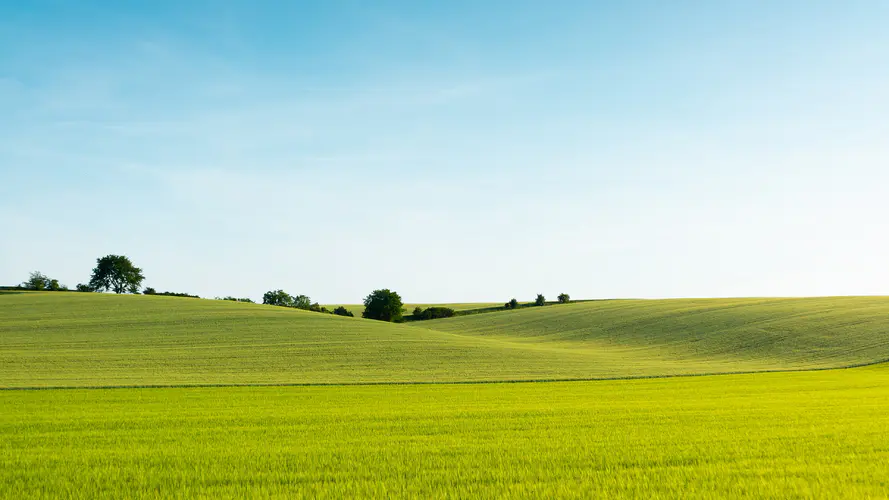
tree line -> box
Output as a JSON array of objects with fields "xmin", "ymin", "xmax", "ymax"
[{"xmin": 16, "ymin": 254, "xmax": 574, "ymax": 323}]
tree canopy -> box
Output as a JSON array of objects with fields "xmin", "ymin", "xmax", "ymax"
[
  {"xmin": 362, "ymin": 289, "xmax": 404, "ymax": 322},
  {"xmin": 558, "ymin": 293, "xmax": 570, "ymax": 304},
  {"xmin": 535, "ymin": 294, "xmax": 546, "ymax": 306},
  {"xmin": 88, "ymin": 255, "xmax": 144, "ymax": 294}
]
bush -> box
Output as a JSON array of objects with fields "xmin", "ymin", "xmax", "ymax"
[
  {"xmin": 558, "ymin": 293, "xmax": 570, "ymax": 304},
  {"xmin": 414, "ymin": 307, "xmax": 456, "ymax": 320},
  {"xmin": 333, "ymin": 306, "xmax": 354, "ymax": 317},
  {"xmin": 535, "ymin": 294, "xmax": 546, "ymax": 306},
  {"xmin": 413, "ymin": 306, "xmax": 424, "ymax": 318},
  {"xmin": 220, "ymin": 296, "xmax": 254, "ymax": 303},
  {"xmin": 143, "ymin": 287, "xmax": 157, "ymax": 295},
  {"xmin": 75, "ymin": 283, "xmax": 93, "ymax": 293},
  {"xmin": 505, "ymin": 298, "xmax": 519, "ymax": 309}
]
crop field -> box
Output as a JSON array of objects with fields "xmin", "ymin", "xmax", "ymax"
[
  {"xmin": 3, "ymin": 293, "xmax": 889, "ymax": 388},
  {"xmin": 2, "ymin": 292, "xmax": 889, "ymax": 498},
  {"xmin": 2, "ymin": 365, "xmax": 888, "ymax": 498}
]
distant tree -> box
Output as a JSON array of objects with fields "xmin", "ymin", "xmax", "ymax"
[
  {"xmin": 143, "ymin": 287, "xmax": 157, "ymax": 295},
  {"xmin": 557, "ymin": 293, "xmax": 570, "ymax": 304},
  {"xmin": 362, "ymin": 289, "xmax": 404, "ymax": 322},
  {"xmin": 293, "ymin": 294, "xmax": 312, "ymax": 310},
  {"xmin": 75, "ymin": 283, "xmax": 93, "ymax": 293},
  {"xmin": 88, "ymin": 255, "xmax": 145, "ymax": 294},
  {"xmin": 413, "ymin": 306, "xmax": 424, "ymax": 318},
  {"xmin": 22, "ymin": 271, "xmax": 51, "ymax": 291},
  {"xmin": 505, "ymin": 298, "xmax": 519, "ymax": 309},
  {"xmin": 263, "ymin": 289, "xmax": 293, "ymax": 307},
  {"xmin": 333, "ymin": 306, "xmax": 354, "ymax": 317},
  {"xmin": 220, "ymin": 296, "xmax": 254, "ymax": 303},
  {"xmin": 535, "ymin": 294, "xmax": 546, "ymax": 306}
]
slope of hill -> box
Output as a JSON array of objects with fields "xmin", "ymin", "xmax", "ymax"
[{"xmin": 2, "ymin": 292, "xmax": 889, "ymax": 388}]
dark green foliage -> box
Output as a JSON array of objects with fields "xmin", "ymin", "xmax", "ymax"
[
  {"xmin": 309, "ymin": 302, "xmax": 329, "ymax": 313},
  {"xmin": 152, "ymin": 291, "xmax": 200, "ymax": 298},
  {"xmin": 220, "ymin": 296, "xmax": 254, "ymax": 303},
  {"xmin": 413, "ymin": 306, "xmax": 424, "ymax": 318},
  {"xmin": 362, "ymin": 289, "xmax": 404, "ymax": 322},
  {"xmin": 48, "ymin": 279, "xmax": 67, "ymax": 291},
  {"xmin": 88, "ymin": 255, "xmax": 145, "ymax": 294},
  {"xmin": 293, "ymin": 295, "xmax": 312, "ymax": 310},
  {"xmin": 75, "ymin": 283, "xmax": 93, "ymax": 293},
  {"xmin": 143, "ymin": 287, "xmax": 157, "ymax": 295},
  {"xmin": 333, "ymin": 306, "xmax": 354, "ymax": 317},
  {"xmin": 535, "ymin": 294, "xmax": 546, "ymax": 306},
  {"xmin": 505, "ymin": 298, "xmax": 519, "ymax": 309},
  {"xmin": 263, "ymin": 289, "xmax": 293, "ymax": 307},
  {"xmin": 413, "ymin": 307, "xmax": 456, "ymax": 320},
  {"xmin": 22, "ymin": 272, "xmax": 50, "ymax": 291},
  {"xmin": 558, "ymin": 293, "xmax": 570, "ymax": 304}
]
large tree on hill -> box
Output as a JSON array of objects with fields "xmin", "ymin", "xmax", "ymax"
[
  {"xmin": 88, "ymin": 255, "xmax": 145, "ymax": 294},
  {"xmin": 362, "ymin": 289, "xmax": 404, "ymax": 322}
]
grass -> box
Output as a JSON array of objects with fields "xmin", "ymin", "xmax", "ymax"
[
  {"xmin": 4, "ymin": 293, "xmax": 889, "ymax": 388},
  {"xmin": 2, "ymin": 364, "xmax": 888, "ymax": 498}
]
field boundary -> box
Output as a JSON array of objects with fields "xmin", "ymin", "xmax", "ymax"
[{"xmin": 3, "ymin": 357, "xmax": 888, "ymax": 392}]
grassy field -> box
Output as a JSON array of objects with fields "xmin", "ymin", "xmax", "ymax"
[
  {"xmin": 3, "ymin": 292, "xmax": 889, "ymax": 387},
  {"xmin": 2, "ymin": 364, "xmax": 888, "ymax": 498}
]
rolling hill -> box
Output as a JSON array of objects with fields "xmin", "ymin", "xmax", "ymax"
[{"xmin": 2, "ymin": 292, "xmax": 889, "ymax": 388}]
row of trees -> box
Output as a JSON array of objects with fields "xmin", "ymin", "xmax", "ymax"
[
  {"xmin": 262, "ymin": 289, "xmax": 354, "ymax": 317},
  {"xmin": 18, "ymin": 254, "xmax": 574, "ymax": 325},
  {"xmin": 504, "ymin": 293, "xmax": 571, "ymax": 310}
]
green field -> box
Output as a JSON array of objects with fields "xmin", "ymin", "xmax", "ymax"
[
  {"xmin": 2, "ymin": 292, "xmax": 889, "ymax": 497},
  {"xmin": 3, "ymin": 293, "xmax": 889, "ymax": 388},
  {"xmin": 2, "ymin": 366, "xmax": 888, "ymax": 498}
]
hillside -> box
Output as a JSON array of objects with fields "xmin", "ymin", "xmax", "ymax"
[{"xmin": 2, "ymin": 292, "xmax": 889, "ymax": 388}]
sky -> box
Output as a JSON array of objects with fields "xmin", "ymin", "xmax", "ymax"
[{"xmin": 2, "ymin": 0, "xmax": 888, "ymax": 303}]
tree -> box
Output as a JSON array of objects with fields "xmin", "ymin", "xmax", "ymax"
[
  {"xmin": 88, "ymin": 255, "xmax": 145, "ymax": 294},
  {"xmin": 362, "ymin": 289, "xmax": 404, "ymax": 322},
  {"xmin": 292, "ymin": 294, "xmax": 312, "ymax": 310},
  {"xmin": 413, "ymin": 306, "xmax": 424, "ymax": 318},
  {"xmin": 505, "ymin": 298, "xmax": 519, "ymax": 309},
  {"xmin": 414, "ymin": 307, "xmax": 456, "ymax": 320},
  {"xmin": 333, "ymin": 306, "xmax": 354, "ymax": 317},
  {"xmin": 535, "ymin": 294, "xmax": 546, "ymax": 306},
  {"xmin": 143, "ymin": 287, "xmax": 157, "ymax": 295},
  {"xmin": 22, "ymin": 271, "xmax": 50, "ymax": 290},
  {"xmin": 263, "ymin": 289, "xmax": 293, "ymax": 307},
  {"xmin": 75, "ymin": 283, "xmax": 93, "ymax": 293},
  {"xmin": 558, "ymin": 293, "xmax": 570, "ymax": 304}
]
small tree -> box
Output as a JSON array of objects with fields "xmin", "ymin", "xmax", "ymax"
[
  {"xmin": 75, "ymin": 283, "xmax": 93, "ymax": 293},
  {"xmin": 263, "ymin": 289, "xmax": 293, "ymax": 307},
  {"xmin": 558, "ymin": 293, "xmax": 570, "ymax": 304},
  {"xmin": 535, "ymin": 294, "xmax": 546, "ymax": 306},
  {"xmin": 413, "ymin": 306, "xmax": 424, "ymax": 318},
  {"xmin": 292, "ymin": 294, "xmax": 312, "ymax": 310},
  {"xmin": 362, "ymin": 289, "xmax": 404, "ymax": 322},
  {"xmin": 506, "ymin": 298, "xmax": 519, "ymax": 309},
  {"xmin": 88, "ymin": 255, "xmax": 145, "ymax": 294},
  {"xmin": 143, "ymin": 287, "xmax": 157, "ymax": 295},
  {"xmin": 22, "ymin": 271, "xmax": 51, "ymax": 290},
  {"xmin": 333, "ymin": 306, "xmax": 354, "ymax": 317}
]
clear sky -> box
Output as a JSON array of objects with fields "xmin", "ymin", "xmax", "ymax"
[{"xmin": 2, "ymin": 1, "xmax": 888, "ymax": 303}]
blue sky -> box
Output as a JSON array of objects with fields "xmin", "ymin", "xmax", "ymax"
[{"xmin": 2, "ymin": 1, "xmax": 888, "ymax": 302}]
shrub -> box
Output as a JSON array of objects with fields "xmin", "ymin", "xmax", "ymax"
[
  {"xmin": 505, "ymin": 298, "xmax": 519, "ymax": 309},
  {"xmin": 333, "ymin": 306, "xmax": 354, "ymax": 317},
  {"xmin": 414, "ymin": 307, "xmax": 456, "ymax": 320},
  {"xmin": 143, "ymin": 287, "xmax": 157, "ymax": 295},
  {"xmin": 220, "ymin": 296, "xmax": 254, "ymax": 303},
  {"xmin": 535, "ymin": 294, "xmax": 546, "ymax": 306},
  {"xmin": 558, "ymin": 293, "xmax": 570, "ymax": 304},
  {"xmin": 413, "ymin": 306, "xmax": 424, "ymax": 318},
  {"xmin": 75, "ymin": 283, "xmax": 93, "ymax": 293}
]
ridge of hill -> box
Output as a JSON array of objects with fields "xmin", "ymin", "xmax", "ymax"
[{"xmin": 2, "ymin": 292, "xmax": 889, "ymax": 388}]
